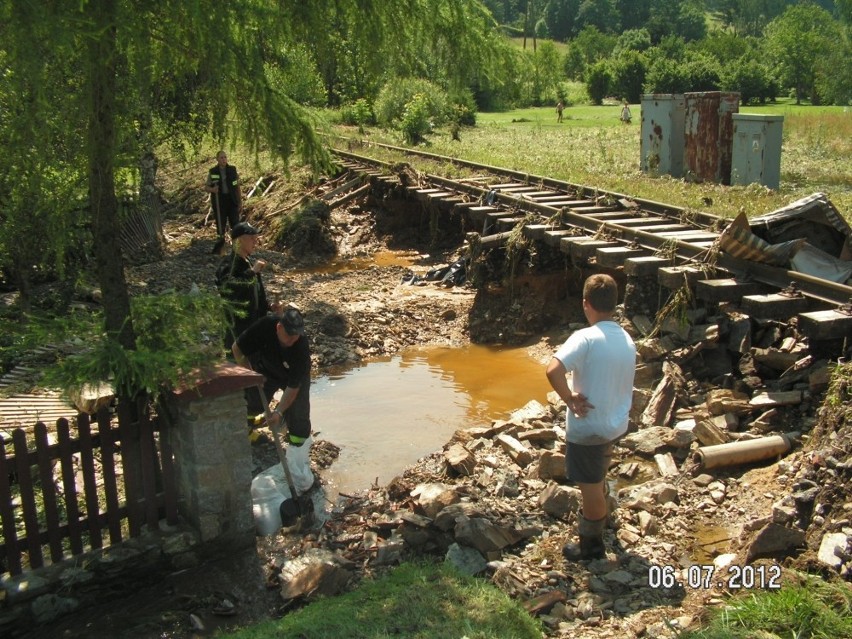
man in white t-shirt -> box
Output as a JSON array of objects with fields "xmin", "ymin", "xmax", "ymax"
[{"xmin": 546, "ymin": 273, "xmax": 636, "ymax": 560}]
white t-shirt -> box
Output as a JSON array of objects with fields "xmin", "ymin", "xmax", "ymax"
[{"xmin": 553, "ymin": 320, "xmax": 636, "ymax": 444}]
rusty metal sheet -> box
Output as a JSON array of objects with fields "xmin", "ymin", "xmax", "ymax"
[{"xmin": 684, "ymin": 91, "xmax": 739, "ymax": 185}]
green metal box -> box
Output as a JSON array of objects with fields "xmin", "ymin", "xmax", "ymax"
[{"xmin": 731, "ymin": 114, "xmax": 784, "ymax": 189}]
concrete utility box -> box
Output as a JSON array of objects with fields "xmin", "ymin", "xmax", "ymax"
[
  {"xmin": 640, "ymin": 94, "xmax": 686, "ymax": 178},
  {"xmin": 684, "ymin": 91, "xmax": 740, "ymax": 184},
  {"xmin": 731, "ymin": 114, "xmax": 784, "ymax": 189}
]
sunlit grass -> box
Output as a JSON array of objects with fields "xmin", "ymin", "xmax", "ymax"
[
  {"xmin": 331, "ymin": 102, "xmax": 851, "ymax": 223},
  {"xmin": 218, "ymin": 561, "xmax": 543, "ymax": 639},
  {"xmin": 680, "ymin": 574, "xmax": 852, "ymax": 639}
]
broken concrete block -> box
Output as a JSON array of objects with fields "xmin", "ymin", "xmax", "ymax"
[
  {"xmin": 444, "ymin": 443, "xmax": 477, "ymax": 476},
  {"xmin": 539, "ymin": 481, "xmax": 581, "ymax": 518},
  {"xmin": 537, "ymin": 451, "xmax": 567, "ymax": 481}
]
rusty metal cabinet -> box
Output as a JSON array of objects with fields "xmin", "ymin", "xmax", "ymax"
[
  {"xmin": 683, "ymin": 91, "xmax": 740, "ymax": 185},
  {"xmin": 731, "ymin": 114, "xmax": 784, "ymax": 189}
]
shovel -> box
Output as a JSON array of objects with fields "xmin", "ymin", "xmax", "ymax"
[{"xmin": 256, "ymin": 385, "xmax": 305, "ymax": 527}]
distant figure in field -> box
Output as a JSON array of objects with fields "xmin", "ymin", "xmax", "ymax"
[
  {"xmin": 556, "ymin": 100, "xmax": 564, "ymax": 123},
  {"xmin": 620, "ymin": 101, "xmax": 632, "ymax": 125}
]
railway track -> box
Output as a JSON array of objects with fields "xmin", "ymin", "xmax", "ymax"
[{"xmin": 330, "ymin": 141, "xmax": 852, "ymax": 343}]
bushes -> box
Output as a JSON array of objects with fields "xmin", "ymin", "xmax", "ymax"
[{"xmin": 373, "ymin": 78, "xmax": 477, "ymax": 142}]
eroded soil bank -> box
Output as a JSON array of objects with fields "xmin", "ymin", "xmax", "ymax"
[{"xmin": 31, "ymin": 164, "xmax": 852, "ymax": 638}]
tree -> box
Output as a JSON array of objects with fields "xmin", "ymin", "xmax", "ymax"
[
  {"xmin": 765, "ymin": 3, "xmax": 842, "ymax": 103},
  {"xmin": 543, "ymin": 0, "xmax": 581, "ymax": 41},
  {"xmin": 610, "ymin": 50, "xmax": 648, "ymax": 103},
  {"xmin": 576, "ymin": 0, "xmax": 620, "ymax": 34},
  {"xmin": 1, "ymin": 0, "xmax": 504, "ymax": 394},
  {"xmin": 585, "ymin": 61, "xmax": 611, "ymax": 104}
]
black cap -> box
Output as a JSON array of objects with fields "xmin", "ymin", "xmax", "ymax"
[
  {"xmin": 280, "ymin": 307, "xmax": 305, "ymax": 335},
  {"xmin": 231, "ymin": 221, "xmax": 260, "ymax": 240}
]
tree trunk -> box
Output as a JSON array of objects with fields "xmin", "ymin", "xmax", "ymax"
[{"xmin": 86, "ymin": 0, "xmax": 136, "ymax": 352}]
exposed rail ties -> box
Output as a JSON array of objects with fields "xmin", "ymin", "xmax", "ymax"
[{"xmin": 329, "ymin": 147, "xmax": 852, "ymax": 337}]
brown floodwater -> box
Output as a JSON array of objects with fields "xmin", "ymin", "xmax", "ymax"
[{"xmin": 311, "ymin": 344, "xmax": 553, "ymax": 498}]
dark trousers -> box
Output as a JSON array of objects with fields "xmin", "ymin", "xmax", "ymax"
[{"xmin": 213, "ymin": 195, "xmax": 240, "ymax": 238}]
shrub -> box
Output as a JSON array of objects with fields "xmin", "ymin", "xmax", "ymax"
[
  {"xmin": 340, "ymin": 99, "xmax": 375, "ymax": 132},
  {"xmin": 586, "ymin": 61, "xmax": 611, "ymax": 105},
  {"xmin": 374, "ymin": 78, "xmax": 451, "ymax": 129},
  {"xmin": 399, "ymin": 94, "xmax": 433, "ymax": 144}
]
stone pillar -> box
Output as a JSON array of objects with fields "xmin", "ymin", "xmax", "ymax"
[{"xmin": 166, "ymin": 363, "xmax": 263, "ymax": 549}]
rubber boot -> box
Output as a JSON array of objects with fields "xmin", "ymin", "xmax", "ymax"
[
  {"xmin": 211, "ymin": 235, "xmax": 226, "ymax": 254},
  {"xmin": 562, "ymin": 516, "xmax": 606, "ymax": 561}
]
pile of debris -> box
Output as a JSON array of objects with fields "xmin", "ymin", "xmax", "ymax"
[{"xmin": 264, "ymin": 305, "xmax": 850, "ymax": 636}]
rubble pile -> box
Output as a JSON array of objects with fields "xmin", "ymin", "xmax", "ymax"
[{"xmin": 263, "ymin": 302, "xmax": 849, "ymax": 638}]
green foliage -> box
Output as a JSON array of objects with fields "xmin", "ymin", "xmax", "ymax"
[
  {"xmin": 585, "ymin": 61, "xmax": 611, "ymax": 105},
  {"xmin": 609, "ymin": 50, "xmax": 647, "ymax": 103},
  {"xmin": 644, "ymin": 57, "xmax": 691, "ymax": 94},
  {"xmin": 679, "ymin": 573, "xmax": 852, "ymax": 639},
  {"xmin": 400, "ymin": 94, "xmax": 435, "ymax": 144},
  {"xmin": 374, "ymin": 78, "xmax": 451, "ymax": 131},
  {"xmin": 36, "ymin": 292, "xmax": 227, "ymax": 400},
  {"xmin": 721, "ymin": 57, "xmax": 778, "ymax": 105},
  {"xmin": 340, "ymin": 98, "xmax": 376, "ymax": 132},
  {"xmin": 264, "ymin": 45, "xmax": 327, "ymax": 107},
  {"xmin": 218, "ymin": 560, "xmax": 542, "ymax": 639},
  {"xmin": 765, "ymin": 3, "xmax": 845, "ymax": 104},
  {"xmin": 613, "ymin": 28, "xmax": 652, "ymax": 55}
]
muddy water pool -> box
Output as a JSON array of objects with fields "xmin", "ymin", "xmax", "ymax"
[{"xmin": 311, "ymin": 344, "xmax": 553, "ymax": 498}]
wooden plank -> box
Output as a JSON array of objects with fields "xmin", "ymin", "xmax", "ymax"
[
  {"xmin": 97, "ymin": 413, "xmax": 122, "ymax": 545},
  {"xmin": 14, "ymin": 428, "xmax": 44, "ymax": 568},
  {"xmin": 35, "ymin": 422, "xmax": 64, "ymax": 562},
  {"xmin": 78, "ymin": 414, "xmax": 103, "ymax": 549},
  {"xmin": 118, "ymin": 402, "xmax": 143, "ymax": 537},
  {"xmin": 158, "ymin": 421, "xmax": 179, "ymax": 525},
  {"xmin": 624, "ymin": 256, "xmax": 671, "ymax": 277},
  {"xmin": 0, "ymin": 433, "xmax": 22, "ymax": 574},
  {"xmin": 58, "ymin": 418, "xmax": 84, "ymax": 556},
  {"xmin": 139, "ymin": 411, "xmax": 160, "ymax": 530}
]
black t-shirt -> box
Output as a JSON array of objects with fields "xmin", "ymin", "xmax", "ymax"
[{"xmin": 235, "ymin": 315, "xmax": 311, "ymax": 389}]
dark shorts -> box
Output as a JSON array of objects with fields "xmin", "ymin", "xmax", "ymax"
[{"xmin": 565, "ymin": 440, "xmax": 614, "ymax": 484}]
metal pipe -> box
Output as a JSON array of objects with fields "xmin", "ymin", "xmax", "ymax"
[{"xmin": 693, "ymin": 435, "xmax": 792, "ymax": 470}]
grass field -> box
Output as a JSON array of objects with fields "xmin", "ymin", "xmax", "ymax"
[{"xmin": 336, "ymin": 100, "xmax": 851, "ymax": 223}]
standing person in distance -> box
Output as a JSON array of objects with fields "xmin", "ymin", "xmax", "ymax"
[
  {"xmin": 556, "ymin": 100, "xmax": 564, "ymax": 123},
  {"xmin": 232, "ymin": 308, "xmax": 315, "ymax": 494},
  {"xmin": 215, "ymin": 221, "xmax": 282, "ymax": 352},
  {"xmin": 620, "ymin": 100, "xmax": 632, "ymax": 124},
  {"xmin": 546, "ymin": 274, "xmax": 636, "ymax": 560},
  {"xmin": 205, "ymin": 150, "xmax": 243, "ymax": 254}
]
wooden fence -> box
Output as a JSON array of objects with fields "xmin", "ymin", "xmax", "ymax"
[{"xmin": 0, "ymin": 402, "xmax": 178, "ymax": 577}]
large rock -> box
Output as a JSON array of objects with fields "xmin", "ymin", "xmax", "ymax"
[
  {"xmin": 433, "ymin": 502, "xmax": 487, "ymax": 532},
  {"xmin": 454, "ymin": 516, "xmax": 523, "ymax": 554},
  {"xmin": 495, "ymin": 433, "xmax": 534, "ymax": 468},
  {"xmin": 817, "ymin": 533, "xmax": 849, "ymax": 570},
  {"xmin": 278, "ymin": 549, "xmax": 354, "ymax": 600},
  {"xmin": 745, "ymin": 523, "xmax": 806, "ymax": 562},
  {"xmin": 444, "ymin": 443, "xmax": 476, "ymax": 476},
  {"xmin": 411, "ymin": 483, "xmax": 461, "ymax": 518},
  {"xmin": 539, "ymin": 481, "xmax": 581, "ymax": 518},
  {"xmin": 537, "ymin": 451, "xmax": 567, "ymax": 481},
  {"xmin": 620, "ymin": 427, "xmax": 671, "ymax": 456}
]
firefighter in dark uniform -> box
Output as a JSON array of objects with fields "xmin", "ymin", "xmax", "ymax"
[{"xmin": 205, "ymin": 150, "xmax": 242, "ymax": 254}]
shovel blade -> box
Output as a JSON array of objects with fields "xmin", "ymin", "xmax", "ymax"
[{"xmin": 279, "ymin": 498, "xmax": 302, "ymax": 528}]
